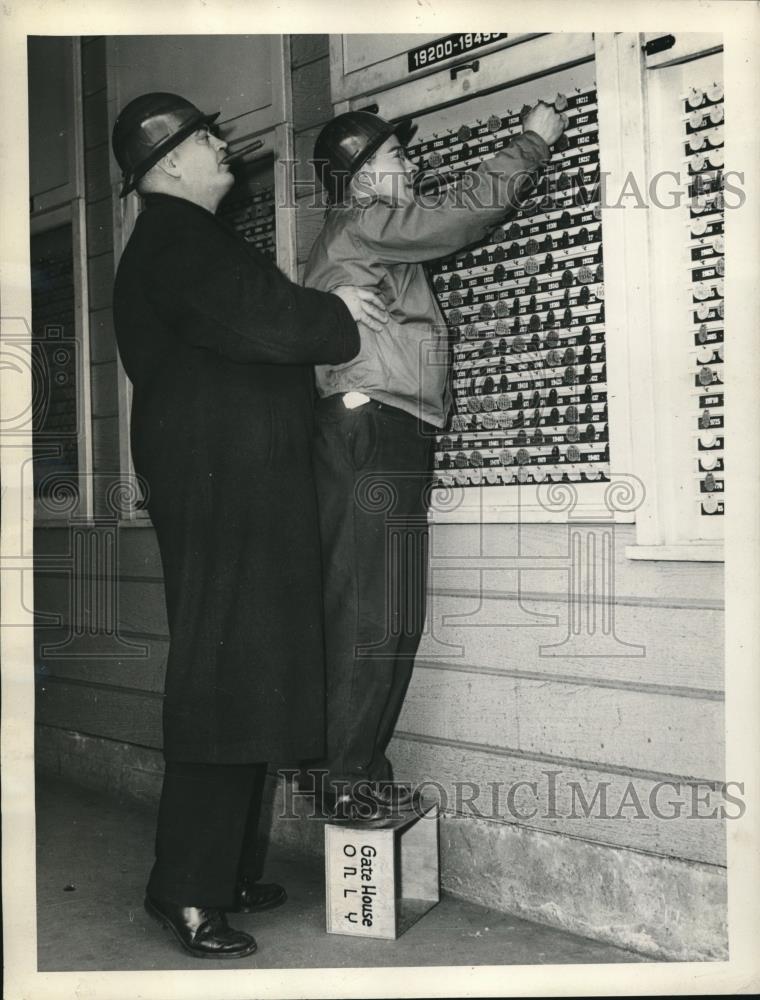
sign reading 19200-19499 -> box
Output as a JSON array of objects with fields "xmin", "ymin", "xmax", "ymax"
[{"xmin": 407, "ymin": 33, "xmax": 509, "ymax": 73}]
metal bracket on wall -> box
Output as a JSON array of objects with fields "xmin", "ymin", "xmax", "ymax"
[
  {"xmin": 643, "ymin": 35, "xmax": 676, "ymax": 58},
  {"xmin": 450, "ymin": 59, "xmax": 480, "ymax": 81}
]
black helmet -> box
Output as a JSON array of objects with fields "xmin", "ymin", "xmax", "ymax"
[
  {"xmin": 112, "ymin": 92, "xmax": 220, "ymax": 197},
  {"xmin": 312, "ymin": 111, "xmax": 417, "ymax": 203}
]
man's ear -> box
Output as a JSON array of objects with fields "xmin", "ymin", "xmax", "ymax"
[{"xmin": 154, "ymin": 149, "xmax": 182, "ymax": 180}]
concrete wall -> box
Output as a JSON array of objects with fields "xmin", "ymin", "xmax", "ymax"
[{"xmin": 33, "ymin": 35, "xmax": 727, "ymax": 963}]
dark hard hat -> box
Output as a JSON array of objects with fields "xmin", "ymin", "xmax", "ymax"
[
  {"xmin": 112, "ymin": 92, "xmax": 220, "ymax": 197},
  {"xmin": 313, "ymin": 111, "xmax": 418, "ymax": 203}
]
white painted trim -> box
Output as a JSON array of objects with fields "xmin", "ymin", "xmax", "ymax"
[
  {"xmin": 594, "ymin": 33, "xmax": 660, "ymax": 546},
  {"xmin": 639, "ymin": 47, "xmax": 725, "ymax": 554},
  {"xmin": 594, "ymin": 34, "xmax": 645, "ymax": 515},
  {"xmin": 271, "ymin": 33, "xmax": 293, "ymax": 128},
  {"xmin": 625, "ymin": 544, "xmax": 724, "ymax": 562},
  {"xmin": 105, "ymin": 36, "xmax": 146, "ymax": 522},
  {"xmin": 276, "ymin": 36, "xmax": 297, "ymax": 282},
  {"xmin": 274, "ymin": 121, "xmax": 298, "ymax": 282},
  {"xmin": 70, "ymin": 38, "xmax": 94, "ymax": 523},
  {"xmin": 427, "ymin": 482, "xmax": 637, "ymax": 525}
]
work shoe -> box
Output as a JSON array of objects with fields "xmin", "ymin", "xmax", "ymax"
[
  {"xmin": 229, "ymin": 878, "xmax": 287, "ymax": 914},
  {"xmin": 370, "ymin": 782, "xmax": 422, "ymax": 812},
  {"xmin": 329, "ymin": 790, "xmax": 391, "ymax": 823}
]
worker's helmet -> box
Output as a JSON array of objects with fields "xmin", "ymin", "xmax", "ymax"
[
  {"xmin": 112, "ymin": 92, "xmax": 220, "ymax": 197},
  {"xmin": 312, "ymin": 111, "xmax": 418, "ymax": 203}
]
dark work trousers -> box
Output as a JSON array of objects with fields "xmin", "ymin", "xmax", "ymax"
[
  {"xmin": 146, "ymin": 760, "xmax": 268, "ymax": 908},
  {"xmin": 309, "ymin": 394, "xmax": 436, "ymax": 790}
]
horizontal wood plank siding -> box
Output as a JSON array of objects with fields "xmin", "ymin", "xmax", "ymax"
[
  {"xmin": 387, "ymin": 735, "xmax": 727, "ymax": 866},
  {"xmin": 419, "ymin": 593, "xmax": 724, "ymax": 693},
  {"xmin": 397, "ymin": 666, "xmax": 724, "ymax": 779},
  {"xmin": 37, "ymin": 677, "xmax": 163, "ymax": 748}
]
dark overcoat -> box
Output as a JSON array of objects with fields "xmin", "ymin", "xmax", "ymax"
[{"xmin": 112, "ymin": 193, "xmax": 359, "ymax": 763}]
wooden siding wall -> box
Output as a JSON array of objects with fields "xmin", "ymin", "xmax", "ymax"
[
  {"xmin": 34, "ymin": 518, "xmax": 727, "ymax": 865},
  {"xmin": 33, "ymin": 36, "xmax": 727, "ymax": 960}
]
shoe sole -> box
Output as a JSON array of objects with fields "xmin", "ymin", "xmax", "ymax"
[
  {"xmin": 327, "ymin": 811, "xmax": 392, "ymax": 824},
  {"xmin": 144, "ymin": 897, "xmax": 258, "ymax": 959},
  {"xmin": 230, "ymin": 888, "xmax": 288, "ymax": 914}
]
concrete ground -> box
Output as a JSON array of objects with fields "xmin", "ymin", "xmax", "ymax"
[{"xmin": 35, "ymin": 776, "xmax": 647, "ymax": 972}]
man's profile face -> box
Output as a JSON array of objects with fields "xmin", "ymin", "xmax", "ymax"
[
  {"xmin": 172, "ymin": 125, "xmax": 234, "ymax": 205},
  {"xmin": 352, "ymin": 135, "xmax": 417, "ymax": 206}
]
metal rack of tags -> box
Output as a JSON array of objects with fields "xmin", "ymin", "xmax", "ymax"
[
  {"xmin": 408, "ymin": 86, "xmax": 608, "ymax": 489},
  {"xmin": 218, "ymin": 175, "xmax": 276, "ymax": 260},
  {"xmin": 683, "ymin": 81, "xmax": 725, "ymax": 517}
]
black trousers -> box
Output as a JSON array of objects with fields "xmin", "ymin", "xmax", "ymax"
[
  {"xmin": 147, "ymin": 760, "xmax": 268, "ymax": 908},
  {"xmin": 309, "ymin": 395, "xmax": 435, "ymax": 788}
]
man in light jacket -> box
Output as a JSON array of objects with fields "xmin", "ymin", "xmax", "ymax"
[{"xmin": 302, "ymin": 102, "xmax": 566, "ymax": 819}]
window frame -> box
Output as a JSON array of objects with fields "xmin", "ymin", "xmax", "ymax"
[
  {"xmin": 328, "ymin": 31, "xmax": 727, "ymax": 560},
  {"xmin": 624, "ymin": 36, "xmax": 725, "ymax": 562},
  {"xmin": 333, "ymin": 33, "xmax": 638, "ymax": 527},
  {"xmin": 31, "ymin": 37, "xmax": 94, "ymax": 525}
]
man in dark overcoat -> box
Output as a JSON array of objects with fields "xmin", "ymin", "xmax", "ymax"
[{"xmin": 110, "ymin": 92, "xmax": 388, "ymax": 959}]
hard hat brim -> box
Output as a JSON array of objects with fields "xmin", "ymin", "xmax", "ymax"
[
  {"xmin": 395, "ymin": 119, "xmax": 418, "ymax": 147},
  {"xmin": 350, "ymin": 117, "xmax": 418, "ymax": 180},
  {"xmin": 119, "ymin": 110, "xmax": 221, "ymax": 198}
]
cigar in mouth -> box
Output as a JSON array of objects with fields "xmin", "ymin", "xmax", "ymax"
[{"xmin": 221, "ymin": 139, "xmax": 265, "ymax": 164}]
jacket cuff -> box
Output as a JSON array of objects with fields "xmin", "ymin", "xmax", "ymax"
[{"xmin": 519, "ymin": 130, "xmax": 552, "ymax": 165}]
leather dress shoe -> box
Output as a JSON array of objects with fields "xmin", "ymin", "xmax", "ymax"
[
  {"xmin": 144, "ymin": 895, "xmax": 257, "ymax": 959},
  {"xmin": 229, "ymin": 878, "xmax": 287, "ymax": 913},
  {"xmin": 329, "ymin": 790, "xmax": 391, "ymax": 822}
]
